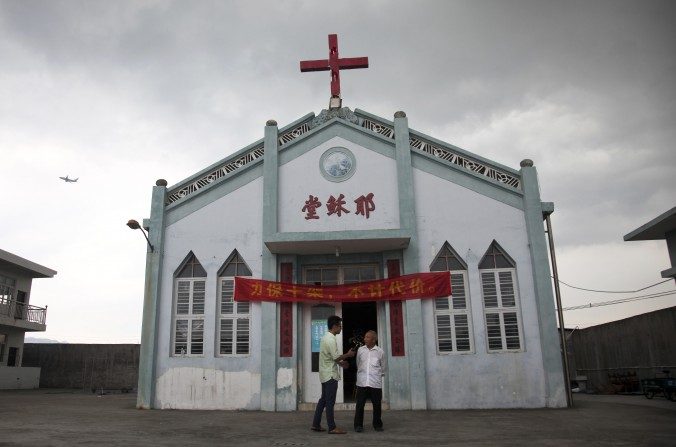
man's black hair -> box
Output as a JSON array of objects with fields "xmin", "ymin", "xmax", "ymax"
[{"xmin": 327, "ymin": 315, "xmax": 342, "ymax": 330}]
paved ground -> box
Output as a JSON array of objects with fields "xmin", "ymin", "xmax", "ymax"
[{"xmin": 0, "ymin": 390, "xmax": 674, "ymax": 446}]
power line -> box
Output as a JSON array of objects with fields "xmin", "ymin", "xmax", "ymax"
[
  {"xmin": 553, "ymin": 277, "xmax": 671, "ymax": 294},
  {"xmin": 560, "ymin": 290, "xmax": 676, "ymax": 311}
]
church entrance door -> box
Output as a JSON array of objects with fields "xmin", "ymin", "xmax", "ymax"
[{"xmin": 300, "ymin": 264, "xmax": 379, "ymax": 405}]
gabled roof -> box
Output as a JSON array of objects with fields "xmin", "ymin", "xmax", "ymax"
[
  {"xmin": 0, "ymin": 249, "xmax": 57, "ymax": 278},
  {"xmin": 164, "ymin": 108, "xmax": 523, "ymax": 208}
]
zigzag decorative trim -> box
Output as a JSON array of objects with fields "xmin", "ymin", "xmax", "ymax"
[
  {"xmin": 359, "ymin": 115, "xmax": 520, "ymax": 190},
  {"xmin": 409, "ymin": 136, "xmax": 521, "ymax": 189},
  {"xmin": 167, "ymin": 116, "xmax": 316, "ymax": 205},
  {"xmin": 166, "ymin": 145, "xmax": 264, "ymax": 204}
]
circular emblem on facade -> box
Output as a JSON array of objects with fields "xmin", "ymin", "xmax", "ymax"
[{"xmin": 319, "ymin": 147, "xmax": 356, "ymax": 182}]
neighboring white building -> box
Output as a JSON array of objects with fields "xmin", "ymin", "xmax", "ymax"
[
  {"xmin": 136, "ymin": 106, "xmax": 566, "ymax": 411},
  {"xmin": 0, "ymin": 249, "xmax": 56, "ymax": 389}
]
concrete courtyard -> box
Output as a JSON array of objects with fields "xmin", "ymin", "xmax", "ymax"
[{"xmin": 0, "ymin": 390, "xmax": 674, "ymax": 446}]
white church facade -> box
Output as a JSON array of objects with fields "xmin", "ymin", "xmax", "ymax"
[{"xmin": 136, "ymin": 105, "xmax": 566, "ymax": 411}]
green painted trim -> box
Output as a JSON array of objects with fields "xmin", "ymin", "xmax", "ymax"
[
  {"xmin": 298, "ymin": 252, "xmax": 383, "ymax": 266},
  {"xmin": 280, "ymin": 122, "xmax": 395, "ymax": 167},
  {"xmin": 354, "ymin": 108, "xmax": 395, "ymax": 127},
  {"xmin": 407, "ymin": 128, "xmax": 521, "ymax": 176},
  {"xmin": 136, "ymin": 184, "xmax": 167, "ymax": 409},
  {"xmin": 164, "ymin": 164, "xmax": 263, "ymax": 226},
  {"xmin": 395, "ymin": 116, "xmax": 416, "ymax": 233},
  {"xmin": 354, "ymin": 107, "xmax": 520, "ymax": 176},
  {"xmin": 279, "ymin": 112, "xmax": 316, "ymax": 135},
  {"xmin": 412, "ymin": 148, "xmax": 524, "ymax": 197},
  {"xmin": 411, "ymin": 152, "xmax": 524, "ymax": 210},
  {"xmin": 165, "ymin": 154, "xmax": 263, "ymax": 211},
  {"xmin": 165, "ymin": 113, "xmax": 314, "ymax": 210},
  {"xmin": 521, "ymin": 165, "xmax": 566, "ymax": 407},
  {"xmin": 394, "ymin": 115, "xmax": 427, "ymax": 410},
  {"xmin": 261, "ymin": 122, "xmax": 279, "ymax": 411},
  {"xmin": 167, "ymin": 139, "xmax": 264, "ymax": 194},
  {"xmin": 266, "ymin": 229, "xmax": 411, "ymax": 244},
  {"xmin": 279, "ymin": 118, "xmax": 396, "ymax": 160}
]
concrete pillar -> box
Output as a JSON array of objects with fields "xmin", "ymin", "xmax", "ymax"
[
  {"xmin": 393, "ymin": 111, "xmax": 427, "ymax": 410},
  {"xmin": 260, "ymin": 120, "xmax": 279, "ymax": 411},
  {"xmin": 136, "ymin": 179, "xmax": 167, "ymax": 409},
  {"xmin": 520, "ymin": 159, "xmax": 566, "ymax": 407}
]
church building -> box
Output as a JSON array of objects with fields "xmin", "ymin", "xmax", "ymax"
[{"xmin": 136, "ymin": 35, "xmax": 566, "ymax": 411}]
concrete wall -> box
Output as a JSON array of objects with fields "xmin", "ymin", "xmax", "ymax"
[
  {"xmin": 570, "ymin": 306, "xmax": 676, "ymax": 392},
  {"xmin": 0, "ymin": 326, "xmax": 28, "ymax": 366},
  {"xmin": 0, "ymin": 366, "xmax": 40, "ymax": 389},
  {"xmin": 278, "ymin": 136, "xmax": 400, "ymax": 232},
  {"xmin": 22, "ymin": 343, "xmax": 139, "ymax": 390},
  {"xmin": 413, "ymin": 168, "xmax": 550, "ymax": 408},
  {"xmin": 157, "ymin": 177, "xmax": 264, "ymax": 409}
]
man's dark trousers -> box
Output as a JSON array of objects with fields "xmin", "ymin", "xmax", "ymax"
[
  {"xmin": 312, "ymin": 379, "xmax": 338, "ymax": 430},
  {"xmin": 354, "ymin": 386, "xmax": 383, "ymax": 429}
]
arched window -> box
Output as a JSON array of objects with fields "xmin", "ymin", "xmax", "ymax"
[
  {"xmin": 172, "ymin": 252, "xmax": 207, "ymax": 356},
  {"xmin": 430, "ymin": 242, "xmax": 473, "ymax": 354},
  {"xmin": 479, "ymin": 241, "xmax": 522, "ymax": 352},
  {"xmin": 217, "ymin": 250, "xmax": 252, "ymax": 356}
]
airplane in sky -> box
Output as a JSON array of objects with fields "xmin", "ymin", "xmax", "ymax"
[{"xmin": 59, "ymin": 175, "xmax": 79, "ymax": 183}]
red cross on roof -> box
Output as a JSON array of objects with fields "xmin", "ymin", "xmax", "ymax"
[{"xmin": 300, "ymin": 34, "xmax": 369, "ymax": 99}]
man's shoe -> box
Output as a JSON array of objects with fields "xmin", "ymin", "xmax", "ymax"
[
  {"xmin": 355, "ymin": 426, "xmax": 363, "ymax": 433},
  {"xmin": 328, "ymin": 428, "xmax": 347, "ymax": 434},
  {"xmin": 374, "ymin": 427, "xmax": 384, "ymax": 432},
  {"xmin": 310, "ymin": 426, "xmax": 325, "ymax": 432}
]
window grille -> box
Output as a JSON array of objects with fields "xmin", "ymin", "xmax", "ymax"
[
  {"xmin": 303, "ymin": 265, "xmax": 378, "ymax": 286},
  {"xmin": 430, "ymin": 242, "xmax": 473, "ymax": 354},
  {"xmin": 172, "ymin": 252, "xmax": 207, "ymax": 356},
  {"xmin": 218, "ymin": 250, "xmax": 252, "ymax": 356},
  {"xmin": 479, "ymin": 241, "xmax": 523, "ymax": 352},
  {"xmin": 0, "ymin": 275, "xmax": 15, "ymax": 302}
]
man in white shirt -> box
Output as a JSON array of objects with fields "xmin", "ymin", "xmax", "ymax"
[{"xmin": 354, "ymin": 330, "xmax": 385, "ymax": 432}]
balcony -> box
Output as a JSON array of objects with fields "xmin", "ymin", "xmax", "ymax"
[{"xmin": 0, "ymin": 296, "xmax": 47, "ymax": 331}]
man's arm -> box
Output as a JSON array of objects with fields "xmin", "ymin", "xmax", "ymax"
[
  {"xmin": 335, "ymin": 347, "xmax": 356, "ymax": 363},
  {"xmin": 328, "ymin": 335, "xmax": 356, "ymax": 364}
]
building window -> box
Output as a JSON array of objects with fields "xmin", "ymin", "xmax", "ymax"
[
  {"xmin": 172, "ymin": 252, "xmax": 207, "ymax": 356},
  {"xmin": 303, "ymin": 264, "xmax": 378, "ymax": 286},
  {"xmin": 0, "ymin": 334, "xmax": 6, "ymax": 363},
  {"xmin": 0, "ymin": 274, "xmax": 16, "ymax": 301},
  {"xmin": 479, "ymin": 241, "xmax": 523, "ymax": 352},
  {"xmin": 218, "ymin": 250, "xmax": 252, "ymax": 356},
  {"xmin": 430, "ymin": 242, "xmax": 473, "ymax": 354}
]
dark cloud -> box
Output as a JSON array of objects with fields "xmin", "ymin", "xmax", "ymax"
[{"xmin": 1, "ymin": 1, "xmax": 674, "ymax": 338}]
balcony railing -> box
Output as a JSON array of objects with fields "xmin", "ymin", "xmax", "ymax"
[{"xmin": 0, "ymin": 296, "xmax": 47, "ymax": 325}]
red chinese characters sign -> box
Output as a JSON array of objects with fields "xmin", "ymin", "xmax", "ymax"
[
  {"xmin": 234, "ymin": 272, "xmax": 451, "ymax": 303},
  {"xmin": 302, "ymin": 193, "xmax": 376, "ymax": 220}
]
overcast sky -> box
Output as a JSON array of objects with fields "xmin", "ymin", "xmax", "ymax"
[{"xmin": 1, "ymin": 1, "xmax": 674, "ymax": 343}]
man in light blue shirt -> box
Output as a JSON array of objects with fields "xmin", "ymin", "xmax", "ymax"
[{"xmin": 311, "ymin": 315, "xmax": 355, "ymax": 434}]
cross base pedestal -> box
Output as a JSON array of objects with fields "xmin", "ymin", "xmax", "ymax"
[{"xmin": 329, "ymin": 96, "xmax": 342, "ymax": 110}]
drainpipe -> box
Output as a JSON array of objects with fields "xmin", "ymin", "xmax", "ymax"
[{"xmin": 545, "ymin": 214, "xmax": 572, "ymax": 407}]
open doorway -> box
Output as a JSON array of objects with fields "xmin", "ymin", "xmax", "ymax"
[{"xmin": 341, "ymin": 301, "xmax": 377, "ymax": 402}]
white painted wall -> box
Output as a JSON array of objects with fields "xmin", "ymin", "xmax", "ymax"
[
  {"xmin": 155, "ymin": 177, "xmax": 264, "ymax": 410},
  {"xmin": 278, "ymin": 136, "xmax": 400, "ymax": 233},
  {"xmin": 413, "ymin": 168, "xmax": 548, "ymax": 408}
]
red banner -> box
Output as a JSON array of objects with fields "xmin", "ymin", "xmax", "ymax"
[{"xmin": 234, "ymin": 272, "xmax": 451, "ymax": 303}]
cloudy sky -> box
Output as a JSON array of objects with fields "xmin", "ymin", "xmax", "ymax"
[{"xmin": 1, "ymin": 1, "xmax": 674, "ymax": 343}]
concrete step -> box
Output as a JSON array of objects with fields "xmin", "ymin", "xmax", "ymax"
[{"xmin": 298, "ymin": 402, "xmax": 389, "ymax": 411}]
